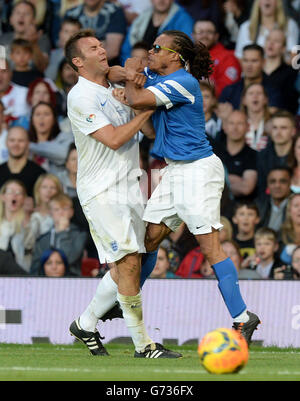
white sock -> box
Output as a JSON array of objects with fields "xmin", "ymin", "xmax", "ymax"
[
  {"xmin": 233, "ymin": 309, "xmax": 249, "ymax": 323},
  {"xmin": 117, "ymin": 291, "xmax": 153, "ymax": 353},
  {"xmin": 79, "ymin": 271, "xmax": 118, "ymax": 332}
]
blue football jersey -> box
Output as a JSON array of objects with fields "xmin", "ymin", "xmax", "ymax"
[{"xmin": 144, "ymin": 67, "xmax": 213, "ymax": 161}]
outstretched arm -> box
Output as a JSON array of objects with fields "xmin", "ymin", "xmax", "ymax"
[
  {"xmin": 91, "ymin": 109, "xmax": 154, "ymax": 150},
  {"xmin": 112, "ymin": 88, "xmax": 155, "ymax": 139}
]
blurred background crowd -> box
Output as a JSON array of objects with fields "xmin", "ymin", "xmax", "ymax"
[{"xmin": 0, "ymin": 0, "xmax": 300, "ymax": 280}]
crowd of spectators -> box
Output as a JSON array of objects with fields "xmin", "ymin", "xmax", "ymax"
[{"xmin": 0, "ymin": 0, "xmax": 300, "ymax": 280}]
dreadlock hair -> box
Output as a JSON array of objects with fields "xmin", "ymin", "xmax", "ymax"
[{"xmin": 162, "ymin": 30, "xmax": 214, "ymax": 80}]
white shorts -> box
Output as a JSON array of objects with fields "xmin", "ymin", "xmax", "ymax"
[
  {"xmin": 143, "ymin": 154, "xmax": 224, "ymax": 235},
  {"xmin": 81, "ymin": 179, "xmax": 146, "ymax": 263}
]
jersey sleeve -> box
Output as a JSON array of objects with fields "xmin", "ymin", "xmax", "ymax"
[
  {"xmin": 67, "ymin": 93, "xmax": 111, "ymax": 136},
  {"xmin": 146, "ymin": 75, "xmax": 196, "ymax": 110}
]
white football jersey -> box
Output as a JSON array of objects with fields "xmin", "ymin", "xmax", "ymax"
[{"xmin": 67, "ymin": 76, "xmax": 141, "ymax": 205}]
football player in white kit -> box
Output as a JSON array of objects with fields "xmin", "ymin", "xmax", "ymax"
[{"xmin": 66, "ymin": 30, "xmax": 181, "ymax": 358}]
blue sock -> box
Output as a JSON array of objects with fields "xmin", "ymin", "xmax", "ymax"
[
  {"xmin": 212, "ymin": 257, "xmax": 247, "ymax": 318},
  {"xmin": 140, "ymin": 250, "xmax": 158, "ymax": 287}
]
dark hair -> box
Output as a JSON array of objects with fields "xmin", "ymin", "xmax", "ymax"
[
  {"xmin": 267, "ymin": 165, "xmax": 293, "ymax": 179},
  {"xmin": 61, "ymin": 16, "xmax": 82, "ymax": 29},
  {"xmin": 163, "ymin": 30, "xmax": 214, "ymax": 80},
  {"xmin": 242, "ymin": 43, "xmax": 264, "ymax": 57},
  {"xmin": 233, "ymin": 200, "xmax": 260, "ymax": 217},
  {"xmin": 132, "ymin": 41, "xmax": 150, "ymax": 52},
  {"xmin": 65, "ymin": 29, "xmax": 97, "ymax": 72},
  {"xmin": 11, "ymin": 38, "xmax": 33, "ymax": 53},
  {"xmin": 28, "ymin": 101, "xmax": 60, "ymax": 142}
]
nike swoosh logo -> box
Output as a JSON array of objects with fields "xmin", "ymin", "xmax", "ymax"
[
  {"xmin": 196, "ymin": 225, "xmax": 205, "ymax": 229},
  {"xmin": 101, "ymin": 100, "xmax": 107, "ymax": 107}
]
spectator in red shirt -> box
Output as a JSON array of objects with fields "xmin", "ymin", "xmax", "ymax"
[{"xmin": 193, "ymin": 19, "xmax": 241, "ymax": 98}]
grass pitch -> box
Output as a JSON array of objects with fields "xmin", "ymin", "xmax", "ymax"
[{"xmin": 0, "ymin": 343, "xmax": 299, "ymax": 381}]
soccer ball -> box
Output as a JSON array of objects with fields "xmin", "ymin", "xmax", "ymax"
[{"xmin": 198, "ymin": 328, "xmax": 249, "ymax": 374}]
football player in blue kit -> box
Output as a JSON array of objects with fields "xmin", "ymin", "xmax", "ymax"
[{"xmin": 122, "ymin": 30, "xmax": 260, "ymax": 345}]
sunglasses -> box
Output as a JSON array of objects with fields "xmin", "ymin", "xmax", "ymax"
[{"xmin": 151, "ymin": 44, "xmax": 186, "ymax": 64}]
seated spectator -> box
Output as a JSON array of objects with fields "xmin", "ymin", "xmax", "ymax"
[
  {"xmin": 28, "ymin": 101, "xmax": 74, "ymax": 174},
  {"xmin": 29, "ymin": 173, "xmax": 64, "ymax": 242},
  {"xmin": 273, "ymin": 245, "xmax": 300, "ymax": 280},
  {"xmin": 221, "ymin": 239, "xmax": 261, "ymax": 279},
  {"xmin": 213, "ymin": 110, "xmax": 258, "ymax": 202},
  {"xmin": 0, "ymin": 125, "xmax": 46, "ymax": 197},
  {"xmin": 57, "ymin": 143, "xmax": 77, "ymax": 198},
  {"xmin": 232, "ymin": 201, "xmax": 260, "ymax": 261},
  {"xmin": 219, "ymin": 44, "xmax": 283, "ymax": 111},
  {"xmin": 263, "ymin": 28, "xmax": 299, "ymax": 114},
  {"xmin": 38, "ymin": 248, "xmax": 71, "ymax": 277},
  {"xmin": 256, "ymin": 166, "xmax": 292, "ymax": 232},
  {"xmin": 280, "ymin": 193, "xmax": 300, "ymax": 264},
  {"xmin": 0, "ymin": 249, "xmax": 29, "ymax": 275},
  {"xmin": 287, "ymin": 135, "xmax": 300, "ymax": 193},
  {"xmin": 150, "ymin": 246, "xmax": 178, "ymax": 278},
  {"xmin": 45, "ymin": 17, "xmax": 82, "ymax": 82},
  {"xmin": 0, "ymin": 179, "xmax": 35, "ymax": 272},
  {"xmin": 10, "ymin": 38, "xmax": 43, "ymax": 87},
  {"xmin": 12, "ymin": 77, "xmax": 63, "ymax": 129},
  {"xmin": 193, "ymin": 19, "xmax": 241, "ymax": 97},
  {"xmin": 234, "ymin": 0, "xmax": 299, "ymax": 61},
  {"xmin": 65, "ymin": 0, "xmax": 127, "ymax": 65},
  {"xmin": 0, "ymin": 101, "xmax": 8, "ymax": 164},
  {"xmin": 241, "ymin": 82, "xmax": 271, "ymax": 152},
  {"xmin": 0, "ymin": 1, "xmax": 51, "ymax": 72},
  {"xmin": 222, "ymin": 0, "xmax": 252, "ymax": 48},
  {"xmin": 247, "ymin": 227, "xmax": 283, "ymax": 278},
  {"xmin": 0, "ymin": 59, "xmax": 31, "ymax": 125},
  {"xmin": 199, "ymin": 81, "xmax": 220, "ymax": 141},
  {"xmin": 257, "ymin": 110, "xmax": 297, "ymax": 195},
  {"xmin": 120, "ymin": 0, "xmax": 194, "ymax": 65},
  {"xmin": 30, "ymin": 193, "xmax": 87, "ymax": 276}
]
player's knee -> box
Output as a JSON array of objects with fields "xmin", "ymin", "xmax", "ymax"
[{"xmin": 117, "ymin": 253, "xmax": 141, "ymax": 276}]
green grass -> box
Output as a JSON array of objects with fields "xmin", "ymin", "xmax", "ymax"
[{"xmin": 0, "ymin": 343, "xmax": 299, "ymax": 381}]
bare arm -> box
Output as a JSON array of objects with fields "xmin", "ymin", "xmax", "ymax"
[
  {"xmin": 91, "ymin": 109, "xmax": 154, "ymax": 150},
  {"xmin": 228, "ymin": 170, "xmax": 258, "ymax": 196},
  {"xmin": 112, "ymin": 87, "xmax": 155, "ymax": 139}
]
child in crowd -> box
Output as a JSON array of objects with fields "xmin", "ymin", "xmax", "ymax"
[
  {"xmin": 0, "ymin": 179, "xmax": 34, "ymax": 272},
  {"xmin": 150, "ymin": 246, "xmax": 178, "ymax": 279},
  {"xmin": 232, "ymin": 201, "xmax": 260, "ymax": 262},
  {"xmin": 10, "ymin": 39, "xmax": 43, "ymax": 87},
  {"xmin": 29, "ymin": 173, "xmax": 64, "ymax": 242},
  {"xmin": 199, "ymin": 81, "xmax": 220, "ymax": 140},
  {"xmin": 252, "ymin": 227, "xmax": 283, "ymax": 278},
  {"xmin": 222, "ymin": 239, "xmax": 261, "ymax": 279},
  {"xmin": 30, "ymin": 193, "xmax": 87, "ymax": 276}
]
